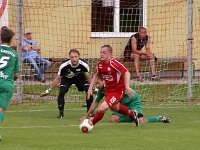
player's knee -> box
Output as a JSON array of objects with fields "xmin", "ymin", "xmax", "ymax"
[
  {"xmin": 59, "ymin": 85, "xmax": 68, "ymax": 95},
  {"xmin": 110, "ymin": 115, "xmax": 120, "ymax": 123},
  {"xmin": 0, "ymin": 112, "xmax": 5, "ymax": 122},
  {"xmin": 97, "ymin": 107, "xmax": 106, "ymax": 113}
]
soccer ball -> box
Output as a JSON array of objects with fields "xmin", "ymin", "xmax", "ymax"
[{"xmin": 79, "ymin": 119, "xmax": 94, "ymax": 133}]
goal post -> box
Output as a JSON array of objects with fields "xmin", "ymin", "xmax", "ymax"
[{"xmin": 2, "ymin": 0, "xmax": 199, "ymax": 102}]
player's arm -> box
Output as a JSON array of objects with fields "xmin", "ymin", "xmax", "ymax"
[
  {"xmin": 87, "ymin": 73, "xmax": 98, "ymax": 100},
  {"xmin": 80, "ymin": 102, "xmax": 99, "ymax": 122},
  {"xmin": 40, "ymin": 75, "xmax": 61, "ymax": 97},
  {"xmin": 124, "ymin": 71, "xmax": 134, "ymax": 97},
  {"xmin": 131, "ymin": 37, "xmax": 147, "ymax": 55}
]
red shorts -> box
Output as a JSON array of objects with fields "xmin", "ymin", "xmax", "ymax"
[{"xmin": 105, "ymin": 90, "xmax": 125, "ymax": 108}]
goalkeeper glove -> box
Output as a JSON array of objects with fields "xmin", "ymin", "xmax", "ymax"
[{"xmin": 40, "ymin": 88, "xmax": 52, "ymax": 97}]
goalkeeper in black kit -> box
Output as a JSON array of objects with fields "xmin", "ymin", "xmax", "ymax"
[{"xmin": 41, "ymin": 49, "xmax": 93, "ymax": 118}]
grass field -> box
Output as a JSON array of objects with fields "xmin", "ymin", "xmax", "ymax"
[{"xmin": 0, "ymin": 101, "xmax": 200, "ymax": 150}]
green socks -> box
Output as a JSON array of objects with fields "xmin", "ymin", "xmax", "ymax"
[{"xmin": 146, "ymin": 116, "xmax": 161, "ymax": 123}]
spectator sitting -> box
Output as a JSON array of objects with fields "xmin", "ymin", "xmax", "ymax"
[
  {"xmin": 21, "ymin": 28, "xmax": 51, "ymax": 82},
  {"xmin": 124, "ymin": 27, "xmax": 159, "ymax": 81}
]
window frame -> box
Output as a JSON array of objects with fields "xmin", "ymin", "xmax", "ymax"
[{"xmin": 91, "ymin": 0, "xmax": 147, "ymax": 38}]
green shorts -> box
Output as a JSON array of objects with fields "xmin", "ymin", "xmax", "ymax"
[
  {"xmin": 112, "ymin": 96, "xmax": 143, "ymax": 123},
  {"xmin": 0, "ymin": 85, "xmax": 13, "ymax": 110}
]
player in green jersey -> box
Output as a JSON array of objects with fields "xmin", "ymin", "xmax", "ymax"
[
  {"xmin": 81, "ymin": 77, "xmax": 170, "ymax": 124},
  {"xmin": 0, "ymin": 28, "xmax": 20, "ymax": 141}
]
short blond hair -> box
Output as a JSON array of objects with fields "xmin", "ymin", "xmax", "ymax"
[{"xmin": 101, "ymin": 45, "xmax": 113, "ymax": 53}]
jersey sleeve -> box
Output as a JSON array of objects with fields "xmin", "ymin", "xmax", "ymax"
[
  {"xmin": 110, "ymin": 59, "xmax": 128, "ymax": 75},
  {"xmin": 80, "ymin": 59, "xmax": 90, "ymax": 73},
  {"xmin": 57, "ymin": 65, "xmax": 63, "ymax": 76},
  {"xmin": 95, "ymin": 89, "xmax": 105, "ymax": 103}
]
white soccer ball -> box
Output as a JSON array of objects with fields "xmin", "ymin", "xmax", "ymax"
[{"xmin": 79, "ymin": 119, "xmax": 94, "ymax": 133}]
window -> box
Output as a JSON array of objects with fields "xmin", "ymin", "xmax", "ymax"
[{"xmin": 91, "ymin": 0, "xmax": 146, "ymax": 37}]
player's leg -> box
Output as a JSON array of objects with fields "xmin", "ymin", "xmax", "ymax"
[
  {"xmin": 0, "ymin": 108, "xmax": 3, "ymax": 141},
  {"xmin": 57, "ymin": 77, "xmax": 71, "ymax": 118},
  {"xmin": 107, "ymin": 91, "xmax": 139, "ymax": 125},
  {"xmin": 110, "ymin": 112, "xmax": 132, "ymax": 123},
  {"xmin": 84, "ymin": 84, "xmax": 93, "ymax": 114},
  {"xmin": 75, "ymin": 76, "xmax": 93, "ymax": 113},
  {"xmin": 0, "ymin": 90, "xmax": 13, "ymax": 141},
  {"xmin": 0, "ymin": 90, "xmax": 13, "ymax": 122},
  {"xmin": 91, "ymin": 100, "xmax": 109, "ymax": 125},
  {"xmin": 145, "ymin": 116, "xmax": 171, "ymax": 123}
]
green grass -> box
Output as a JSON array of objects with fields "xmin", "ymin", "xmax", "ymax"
[
  {"xmin": 1, "ymin": 101, "xmax": 200, "ymax": 150},
  {"xmin": 21, "ymin": 84, "xmax": 200, "ymax": 101}
]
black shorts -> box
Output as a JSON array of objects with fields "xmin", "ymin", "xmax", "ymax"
[{"xmin": 60, "ymin": 75, "xmax": 89, "ymax": 92}]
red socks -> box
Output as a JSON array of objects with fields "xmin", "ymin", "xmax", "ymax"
[
  {"xmin": 91, "ymin": 111, "xmax": 104, "ymax": 125},
  {"xmin": 91, "ymin": 104, "xmax": 134, "ymax": 125},
  {"xmin": 118, "ymin": 104, "xmax": 134, "ymax": 118}
]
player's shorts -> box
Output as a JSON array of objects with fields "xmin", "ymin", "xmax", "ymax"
[
  {"xmin": 0, "ymin": 84, "xmax": 13, "ymax": 110},
  {"xmin": 112, "ymin": 94, "xmax": 143, "ymax": 122},
  {"xmin": 60, "ymin": 74, "xmax": 89, "ymax": 93},
  {"xmin": 105, "ymin": 90, "xmax": 125, "ymax": 108}
]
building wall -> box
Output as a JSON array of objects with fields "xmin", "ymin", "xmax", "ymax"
[{"xmin": 7, "ymin": 0, "xmax": 200, "ymax": 69}]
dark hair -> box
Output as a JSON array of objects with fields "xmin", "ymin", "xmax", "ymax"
[
  {"xmin": 139, "ymin": 26, "xmax": 147, "ymax": 32},
  {"xmin": 69, "ymin": 49, "xmax": 80, "ymax": 56},
  {"xmin": 1, "ymin": 28, "xmax": 14, "ymax": 43},
  {"xmin": 1, "ymin": 26, "xmax": 8, "ymax": 31},
  {"xmin": 101, "ymin": 45, "xmax": 113, "ymax": 53}
]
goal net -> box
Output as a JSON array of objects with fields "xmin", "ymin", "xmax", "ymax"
[{"xmin": 2, "ymin": 0, "xmax": 200, "ymax": 102}]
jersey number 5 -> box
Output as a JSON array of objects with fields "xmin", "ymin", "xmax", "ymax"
[{"xmin": 0, "ymin": 56, "xmax": 10, "ymax": 69}]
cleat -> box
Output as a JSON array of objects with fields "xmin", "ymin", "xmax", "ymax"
[
  {"xmin": 57, "ymin": 114, "xmax": 64, "ymax": 119},
  {"xmin": 160, "ymin": 116, "xmax": 171, "ymax": 123},
  {"xmin": 132, "ymin": 110, "xmax": 139, "ymax": 126},
  {"xmin": 0, "ymin": 134, "xmax": 2, "ymax": 141}
]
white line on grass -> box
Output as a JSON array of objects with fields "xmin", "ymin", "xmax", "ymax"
[
  {"xmin": 0, "ymin": 123, "xmax": 121, "ymax": 129},
  {"xmin": 7, "ymin": 106, "xmax": 199, "ymax": 113}
]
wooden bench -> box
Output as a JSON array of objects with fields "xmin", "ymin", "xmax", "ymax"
[
  {"xmin": 21, "ymin": 57, "xmax": 195, "ymax": 80},
  {"xmin": 123, "ymin": 57, "xmax": 196, "ymax": 78}
]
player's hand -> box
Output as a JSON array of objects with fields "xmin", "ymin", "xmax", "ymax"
[
  {"xmin": 80, "ymin": 116, "xmax": 87, "ymax": 123},
  {"xmin": 126, "ymin": 87, "xmax": 134, "ymax": 98},
  {"xmin": 40, "ymin": 88, "xmax": 52, "ymax": 97}
]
